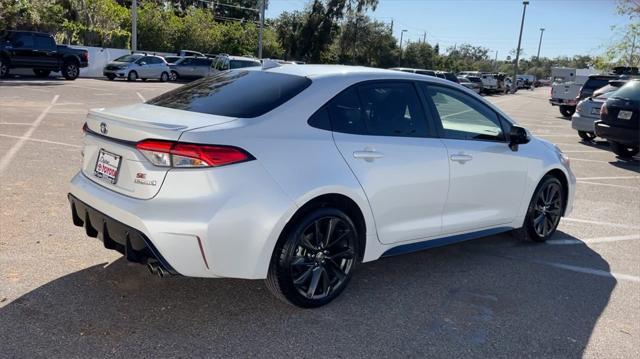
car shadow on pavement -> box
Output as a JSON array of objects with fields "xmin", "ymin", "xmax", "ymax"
[{"xmin": 0, "ymin": 232, "xmax": 615, "ymax": 357}]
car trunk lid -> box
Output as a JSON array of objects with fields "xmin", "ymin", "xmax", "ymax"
[{"xmin": 82, "ymin": 103, "xmax": 237, "ymax": 199}]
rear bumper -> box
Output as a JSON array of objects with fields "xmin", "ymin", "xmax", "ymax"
[
  {"xmin": 594, "ymin": 121, "xmax": 639, "ymax": 146},
  {"xmin": 68, "ymin": 161, "xmax": 295, "ymax": 279},
  {"xmin": 549, "ymin": 98, "xmax": 577, "ymax": 107},
  {"xmin": 571, "ymin": 113, "xmax": 596, "ymax": 133},
  {"xmin": 69, "ymin": 193, "xmax": 177, "ymax": 275}
]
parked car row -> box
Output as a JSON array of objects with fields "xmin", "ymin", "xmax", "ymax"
[
  {"xmin": 390, "ymin": 68, "xmax": 537, "ymax": 96},
  {"xmin": 571, "ymin": 79, "xmax": 639, "ymax": 158},
  {"xmin": 102, "ymin": 52, "xmax": 262, "ymax": 82}
]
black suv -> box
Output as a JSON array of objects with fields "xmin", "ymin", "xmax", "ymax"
[
  {"xmin": 578, "ymin": 75, "xmax": 618, "ymax": 101},
  {"xmin": 595, "ymin": 80, "xmax": 640, "ymax": 158},
  {"xmin": 0, "ymin": 31, "xmax": 89, "ymax": 80}
]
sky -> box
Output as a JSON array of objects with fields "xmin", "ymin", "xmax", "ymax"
[{"xmin": 265, "ymin": 0, "xmax": 632, "ymax": 60}]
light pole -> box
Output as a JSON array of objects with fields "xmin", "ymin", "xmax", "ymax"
[
  {"xmin": 258, "ymin": 0, "xmax": 266, "ymax": 58},
  {"xmin": 398, "ymin": 29, "xmax": 407, "ymax": 66},
  {"xmin": 536, "ymin": 28, "xmax": 545, "ymax": 61},
  {"xmin": 131, "ymin": 0, "xmax": 137, "ymax": 51},
  {"xmin": 512, "ymin": 0, "xmax": 529, "ymax": 94}
]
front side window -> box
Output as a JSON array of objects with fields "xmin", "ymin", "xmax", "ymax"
[
  {"xmin": 424, "ymin": 84, "xmax": 505, "ymax": 141},
  {"xmin": 147, "ymin": 70, "xmax": 312, "ymax": 118},
  {"xmin": 34, "ymin": 36, "xmax": 55, "ymax": 50},
  {"xmin": 114, "ymin": 54, "xmax": 141, "ymax": 63}
]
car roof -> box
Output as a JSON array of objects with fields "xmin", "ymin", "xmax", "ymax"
[{"xmin": 262, "ymin": 64, "xmax": 457, "ymax": 84}]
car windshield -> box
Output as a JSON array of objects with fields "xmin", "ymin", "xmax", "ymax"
[
  {"xmin": 459, "ymin": 78, "xmax": 470, "ymax": 83},
  {"xmin": 114, "ymin": 54, "xmax": 142, "ymax": 63},
  {"xmin": 147, "ymin": 70, "xmax": 312, "ymax": 118},
  {"xmin": 610, "ymin": 80, "xmax": 640, "ymax": 101}
]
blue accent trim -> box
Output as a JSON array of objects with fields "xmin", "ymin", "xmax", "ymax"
[{"xmin": 381, "ymin": 227, "xmax": 513, "ymax": 257}]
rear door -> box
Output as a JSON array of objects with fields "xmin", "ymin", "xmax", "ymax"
[
  {"xmin": 330, "ymin": 81, "xmax": 450, "ymax": 244},
  {"xmin": 420, "ymin": 83, "xmax": 528, "ymax": 234}
]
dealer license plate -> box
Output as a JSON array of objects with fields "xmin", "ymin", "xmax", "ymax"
[
  {"xmin": 618, "ymin": 110, "xmax": 633, "ymax": 120},
  {"xmin": 94, "ymin": 149, "xmax": 121, "ymax": 184}
]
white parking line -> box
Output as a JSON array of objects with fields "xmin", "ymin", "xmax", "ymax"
[
  {"xmin": 0, "ymin": 134, "xmax": 81, "ymax": 148},
  {"xmin": 0, "ymin": 122, "xmax": 32, "ymax": 126},
  {"xmin": 577, "ymin": 181, "xmax": 640, "ymax": 190},
  {"xmin": 530, "ymin": 259, "xmax": 640, "ymax": 283},
  {"xmin": 562, "ymin": 150, "xmax": 603, "ymax": 153},
  {"xmin": 547, "ymin": 234, "xmax": 639, "ymax": 245},
  {"xmin": 576, "ymin": 176, "xmax": 639, "ymax": 180},
  {"xmin": 137, "ymin": 92, "xmax": 146, "ymax": 102},
  {"xmin": 562, "ymin": 218, "xmax": 640, "ymax": 230},
  {"xmin": 0, "ymin": 94, "xmax": 59, "ymax": 174}
]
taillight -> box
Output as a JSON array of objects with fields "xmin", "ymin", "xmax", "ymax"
[
  {"xmin": 136, "ymin": 139, "xmax": 253, "ymax": 168},
  {"xmin": 600, "ymin": 104, "xmax": 608, "ymax": 119},
  {"xmin": 82, "ymin": 122, "xmax": 88, "ymax": 133}
]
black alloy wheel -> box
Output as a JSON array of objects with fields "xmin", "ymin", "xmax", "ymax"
[
  {"xmin": 0, "ymin": 60, "xmax": 9, "ymax": 78},
  {"xmin": 559, "ymin": 105, "xmax": 575, "ymax": 117},
  {"xmin": 610, "ymin": 141, "xmax": 639, "ymax": 158},
  {"xmin": 266, "ymin": 208, "xmax": 358, "ymax": 308},
  {"xmin": 62, "ymin": 62, "xmax": 79, "ymax": 80},
  {"xmin": 524, "ymin": 176, "xmax": 564, "ymax": 242}
]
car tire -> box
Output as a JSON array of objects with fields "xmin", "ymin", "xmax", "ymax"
[
  {"xmin": 610, "ymin": 141, "xmax": 639, "ymax": 158},
  {"xmin": 578, "ymin": 131, "xmax": 596, "ymax": 141},
  {"xmin": 106, "ymin": 74, "xmax": 116, "ymax": 81},
  {"xmin": 141, "ymin": 78, "xmax": 147, "ymax": 82},
  {"xmin": 0, "ymin": 59, "xmax": 9, "ymax": 78},
  {"xmin": 169, "ymin": 71, "xmax": 178, "ymax": 81},
  {"xmin": 160, "ymin": 72, "xmax": 169, "ymax": 82},
  {"xmin": 61, "ymin": 61, "xmax": 79, "ymax": 80},
  {"xmin": 559, "ymin": 105, "xmax": 575, "ymax": 117},
  {"xmin": 33, "ymin": 69, "xmax": 51, "ymax": 78},
  {"xmin": 127, "ymin": 71, "xmax": 138, "ymax": 82},
  {"xmin": 266, "ymin": 207, "xmax": 359, "ymax": 308},
  {"xmin": 516, "ymin": 175, "xmax": 565, "ymax": 242}
]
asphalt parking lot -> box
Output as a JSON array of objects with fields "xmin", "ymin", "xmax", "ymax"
[{"xmin": 1, "ymin": 77, "xmax": 638, "ymax": 358}]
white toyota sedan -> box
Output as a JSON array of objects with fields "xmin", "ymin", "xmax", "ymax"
[{"xmin": 69, "ymin": 65, "xmax": 575, "ymax": 307}]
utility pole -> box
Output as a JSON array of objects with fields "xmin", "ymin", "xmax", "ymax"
[
  {"xmin": 512, "ymin": 1, "xmax": 529, "ymax": 94},
  {"xmin": 536, "ymin": 28, "xmax": 545, "ymax": 60},
  {"xmin": 258, "ymin": 0, "xmax": 266, "ymax": 58},
  {"xmin": 398, "ymin": 29, "xmax": 407, "ymax": 66},
  {"xmin": 131, "ymin": 0, "xmax": 137, "ymax": 51},
  {"xmin": 494, "ymin": 50, "xmax": 498, "ymax": 71},
  {"xmin": 423, "ymin": 32, "xmax": 426, "ymax": 44}
]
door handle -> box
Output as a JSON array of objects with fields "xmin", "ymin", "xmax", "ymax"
[
  {"xmin": 353, "ymin": 150, "xmax": 384, "ymax": 162},
  {"xmin": 450, "ymin": 153, "xmax": 473, "ymax": 164}
]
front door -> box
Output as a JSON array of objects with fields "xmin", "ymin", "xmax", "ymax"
[
  {"xmin": 421, "ymin": 83, "xmax": 529, "ymax": 234},
  {"xmin": 330, "ymin": 81, "xmax": 450, "ymax": 244}
]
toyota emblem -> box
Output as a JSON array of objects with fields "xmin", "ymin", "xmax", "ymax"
[{"xmin": 100, "ymin": 122, "xmax": 108, "ymax": 135}]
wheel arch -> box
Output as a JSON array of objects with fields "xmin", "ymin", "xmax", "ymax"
[
  {"xmin": 62, "ymin": 55, "xmax": 80, "ymax": 65},
  {"xmin": 276, "ymin": 193, "xmax": 368, "ymax": 262},
  {"xmin": 542, "ymin": 167, "xmax": 570, "ymax": 216}
]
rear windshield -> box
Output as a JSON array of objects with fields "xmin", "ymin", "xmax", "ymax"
[
  {"xmin": 610, "ymin": 81, "xmax": 640, "ymax": 101},
  {"xmin": 147, "ymin": 70, "xmax": 312, "ymax": 118},
  {"xmin": 584, "ymin": 77, "xmax": 614, "ymax": 90},
  {"xmin": 230, "ymin": 59, "xmax": 261, "ymax": 69}
]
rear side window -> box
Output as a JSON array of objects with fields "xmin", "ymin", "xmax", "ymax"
[
  {"xmin": 357, "ymin": 83, "xmax": 429, "ymax": 137},
  {"xmin": 147, "ymin": 70, "xmax": 312, "ymax": 118},
  {"xmin": 327, "ymin": 88, "xmax": 366, "ymax": 134},
  {"xmin": 13, "ymin": 33, "xmax": 33, "ymax": 48}
]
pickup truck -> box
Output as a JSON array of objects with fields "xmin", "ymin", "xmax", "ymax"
[{"xmin": 0, "ymin": 31, "xmax": 89, "ymax": 80}]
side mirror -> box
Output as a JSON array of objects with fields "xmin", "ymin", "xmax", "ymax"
[{"xmin": 508, "ymin": 125, "xmax": 529, "ymax": 151}]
